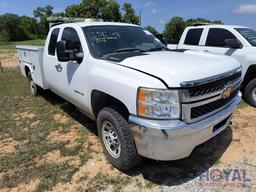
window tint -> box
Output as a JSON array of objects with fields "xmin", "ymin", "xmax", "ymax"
[
  {"xmin": 48, "ymin": 28, "xmax": 60, "ymax": 56},
  {"xmin": 184, "ymin": 28, "xmax": 203, "ymax": 45},
  {"xmin": 62, "ymin": 27, "xmax": 83, "ymax": 52},
  {"xmin": 206, "ymin": 28, "xmax": 236, "ymax": 47}
]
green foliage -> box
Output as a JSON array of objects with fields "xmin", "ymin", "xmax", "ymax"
[
  {"xmin": 122, "ymin": 2, "xmax": 140, "ymax": 24},
  {"xmin": 144, "ymin": 25, "xmax": 159, "ymax": 36},
  {"xmin": 65, "ymin": 0, "xmax": 138, "ymax": 24},
  {"xmin": 33, "ymin": 5, "xmax": 54, "ymax": 17},
  {"xmin": 0, "ymin": 30, "xmax": 9, "ymax": 42},
  {"xmin": 0, "ymin": 1, "xmax": 223, "ymax": 45},
  {"xmin": 163, "ymin": 16, "xmax": 187, "ymax": 44},
  {"xmin": 33, "ymin": 5, "xmax": 54, "ymax": 37},
  {"xmin": 0, "ymin": 14, "xmax": 39, "ymax": 41},
  {"xmin": 100, "ymin": 0, "xmax": 122, "ymax": 22},
  {"xmin": 0, "ymin": 1, "xmax": 140, "ymax": 42}
]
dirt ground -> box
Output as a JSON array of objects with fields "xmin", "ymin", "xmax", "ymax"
[
  {"xmin": 0, "ymin": 52, "xmax": 19, "ymax": 68},
  {"xmin": 0, "ymin": 52, "xmax": 256, "ymax": 191}
]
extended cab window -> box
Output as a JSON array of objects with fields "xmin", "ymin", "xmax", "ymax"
[
  {"xmin": 62, "ymin": 28, "xmax": 83, "ymax": 52},
  {"xmin": 48, "ymin": 28, "xmax": 60, "ymax": 56},
  {"xmin": 206, "ymin": 28, "xmax": 236, "ymax": 47},
  {"xmin": 184, "ymin": 28, "xmax": 203, "ymax": 45}
]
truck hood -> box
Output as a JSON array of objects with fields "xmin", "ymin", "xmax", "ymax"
[{"xmin": 119, "ymin": 50, "xmax": 241, "ymax": 87}]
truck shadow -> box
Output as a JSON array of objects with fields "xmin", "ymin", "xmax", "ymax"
[
  {"xmin": 41, "ymin": 90, "xmax": 233, "ymax": 187},
  {"xmin": 127, "ymin": 126, "xmax": 232, "ymax": 186}
]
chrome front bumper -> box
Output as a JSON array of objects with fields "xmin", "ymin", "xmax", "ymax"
[{"xmin": 128, "ymin": 93, "xmax": 241, "ymax": 161}]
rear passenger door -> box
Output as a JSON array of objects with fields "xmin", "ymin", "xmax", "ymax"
[
  {"xmin": 43, "ymin": 27, "xmax": 68, "ymax": 96},
  {"xmin": 178, "ymin": 28, "xmax": 204, "ymax": 50}
]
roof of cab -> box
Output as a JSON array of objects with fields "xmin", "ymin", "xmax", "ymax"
[
  {"xmin": 187, "ymin": 24, "xmax": 248, "ymax": 29},
  {"xmin": 77, "ymin": 21, "xmax": 138, "ymax": 27},
  {"xmin": 51, "ymin": 21, "xmax": 139, "ymax": 29}
]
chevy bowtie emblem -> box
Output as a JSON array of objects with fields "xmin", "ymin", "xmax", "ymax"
[{"xmin": 222, "ymin": 82, "xmax": 233, "ymax": 99}]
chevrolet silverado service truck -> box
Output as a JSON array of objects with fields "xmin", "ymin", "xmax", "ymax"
[
  {"xmin": 168, "ymin": 25, "xmax": 256, "ymax": 107},
  {"xmin": 17, "ymin": 20, "xmax": 242, "ymax": 170}
]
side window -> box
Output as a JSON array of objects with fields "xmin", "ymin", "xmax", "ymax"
[
  {"xmin": 48, "ymin": 28, "xmax": 60, "ymax": 56},
  {"xmin": 62, "ymin": 27, "xmax": 83, "ymax": 52},
  {"xmin": 206, "ymin": 28, "xmax": 236, "ymax": 47},
  {"xmin": 184, "ymin": 28, "xmax": 203, "ymax": 45}
]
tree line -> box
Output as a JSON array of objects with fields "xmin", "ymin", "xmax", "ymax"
[
  {"xmin": 0, "ymin": 0, "xmax": 139, "ymax": 42},
  {"xmin": 0, "ymin": 0, "xmax": 223, "ymax": 43},
  {"xmin": 146, "ymin": 17, "xmax": 223, "ymax": 44}
]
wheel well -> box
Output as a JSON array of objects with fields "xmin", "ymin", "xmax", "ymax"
[
  {"xmin": 91, "ymin": 90, "xmax": 130, "ymax": 120},
  {"xmin": 242, "ymin": 65, "xmax": 256, "ymax": 91},
  {"xmin": 25, "ymin": 66, "xmax": 30, "ymax": 77}
]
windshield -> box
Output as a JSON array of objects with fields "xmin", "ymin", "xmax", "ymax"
[
  {"xmin": 83, "ymin": 25, "xmax": 166, "ymax": 58},
  {"xmin": 235, "ymin": 28, "xmax": 256, "ymax": 46}
]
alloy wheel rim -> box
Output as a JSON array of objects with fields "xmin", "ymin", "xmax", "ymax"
[
  {"xmin": 30, "ymin": 80, "xmax": 36, "ymax": 95},
  {"xmin": 252, "ymin": 87, "xmax": 256, "ymax": 102},
  {"xmin": 102, "ymin": 120, "xmax": 121, "ymax": 158}
]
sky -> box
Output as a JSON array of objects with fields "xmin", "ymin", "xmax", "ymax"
[{"xmin": 0, "ymin": 0, "xmax": 256, "ymax": 32}]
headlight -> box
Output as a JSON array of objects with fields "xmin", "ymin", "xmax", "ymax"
[{"xmin": 137, "ymin": 87, "xmax": 180, "ymax": 119}]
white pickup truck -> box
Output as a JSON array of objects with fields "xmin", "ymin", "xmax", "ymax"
[
  {"xmin": 17, "ymin": 20, "xmax": 242, "ymax": 170},
  {"xmin": 169, "ymin": 25, "xmax": 256, "ymax": 107}
]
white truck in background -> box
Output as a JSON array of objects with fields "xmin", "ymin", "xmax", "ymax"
[
  {"xmin": 17, "ymin": 20, "xmax": 242, "ymax": 170},
  {"xmin": 168, "ymin": 25, "xmax": 256, "ymax": 107}
]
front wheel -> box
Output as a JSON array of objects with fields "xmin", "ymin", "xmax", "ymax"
[
  {"xmin": 244, "ymin": 78, "xmax": 256, "ymax": 107},
  {"xmin": 27, "ymin": 71, "xmax": 39, "ymax": 96},
  {"xmin": 97, "ymin": 107, "xmax": 141, "ymax": 170}
]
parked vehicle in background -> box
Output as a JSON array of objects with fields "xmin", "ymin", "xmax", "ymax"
[
  {"xmin": 168, "ymin": 25, "xmax": 256, "ymax": 107},
  {"xmin": 17, "ymin": 20, "xmax": 241, "ymax": 170}
]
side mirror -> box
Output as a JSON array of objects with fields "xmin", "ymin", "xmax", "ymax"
[
  {"xmin": 56, "ymin": 41, "xmax": 84, "ymax": 63},
  {"xmin": 56, "ymin": 41, "xmax": 71, "ymax": 62},
  {"xmin": 225, "ymin": 38, "xmax": 243, "ymax": 49}
]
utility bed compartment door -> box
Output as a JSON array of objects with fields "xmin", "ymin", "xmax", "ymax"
[{"xmin": 16, "ymin": 46, "xmax": 47, "ymax": 89}]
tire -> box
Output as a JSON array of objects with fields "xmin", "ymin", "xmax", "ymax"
[
  {"xmin": 244, "ymin": 78, "xmax": 256, "ymax": 107},
  {"xmin": 97, "ymin": 107, "xmax": 141, "ymax": 170},
  {"xmin": 27, "ymin": 71, "xmax": 39, "ymax": 96}
]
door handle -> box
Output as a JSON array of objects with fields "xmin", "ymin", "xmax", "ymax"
[
  {"xmin": 204, "ymin": 50, "xmax": 210, "ymax": 52},
  {"xmin": 55, "ymin": 64, "xmax": 62, "ymax": 72}
]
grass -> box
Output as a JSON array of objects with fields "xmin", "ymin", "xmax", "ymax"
[
  {"xmin": 0, "ymin": 39, "xmax": 45, "ymax": 52},
  {"xmin": 1, "ymin": 66, "xmax": 250, "ymax": 191},
  {"xmin": 0, "ymin": 67, "xmax": 157, "ymax": 191},
  {"xmin": 0, "ymin": 68, "xmax": 85, "ymax": 190}
]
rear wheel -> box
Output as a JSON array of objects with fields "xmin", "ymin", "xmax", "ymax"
[
  {"xmin": 27, "ymin": 71, "xmax": 39, "ymax": 96},
  {"xmin": 244, "ymin": 78, "xmax": 256, "ymax": 107},
  {"xmin": 97, "ymin": 107, "xmax": 141, "ymax": 170}
]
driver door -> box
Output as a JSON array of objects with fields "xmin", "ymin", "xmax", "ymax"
[
  {"xmin": 202, "ymin": 28, "xmax": 244, "ymax": 62},
  {"xmin": 57, "ymin": 27, "xmax": 85, "ymax": 102}
]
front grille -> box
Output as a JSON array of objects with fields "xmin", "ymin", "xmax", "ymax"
[
  {"xmin": 191, "ymin": 89, "xmax": 238, "ymax": 119},
  {"xmin": 188, "ymin": 71, "xmax": 241, "ymax": 97}
]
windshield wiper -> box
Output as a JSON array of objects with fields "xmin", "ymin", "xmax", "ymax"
[
  {"xmin": 99, "ymin": 48, "xmax": 145, "ymax": 59},
  {"xmin": 114, "ymin": 48, "xmax": 146, "ymax": 53},
  {"xmin": 147, "ymin": 47, "xmax": 168, "ymax": 52}
]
